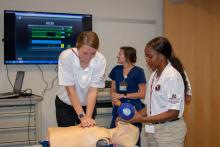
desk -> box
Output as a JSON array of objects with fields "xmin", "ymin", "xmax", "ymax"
[{"xmin": 0, "ymin": 95, "xmax": 42, "ymax": 147}]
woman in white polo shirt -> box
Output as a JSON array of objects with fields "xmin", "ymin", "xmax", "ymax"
[
  {"xmin": 132, "ymin": 37, "xmax": 189, "ymax": 147},
  {"xmin": 55, "ymin": 31, "xmax": 106, "ymax": 128}
]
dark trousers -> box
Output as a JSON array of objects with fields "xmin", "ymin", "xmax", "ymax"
[{"xmin": 55, "ymin": 96, "xmax": 97, "ymax": 127}]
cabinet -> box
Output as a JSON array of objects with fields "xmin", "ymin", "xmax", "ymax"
[
  {"xmin": 0, "ymin": 95, "xmax": 42, "ymax": 147},
  {"xmin": 96, "ymin": 88, "xmax": 112, "ymax": 128}
]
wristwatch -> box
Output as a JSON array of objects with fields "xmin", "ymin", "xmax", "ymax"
[
  {"xmin": 78, "ymin": 112, "xmax": 85, "ymax": 119},
  {"xmin": 124, "ymin": 93, "xmax": 127, "ymax": 98}
]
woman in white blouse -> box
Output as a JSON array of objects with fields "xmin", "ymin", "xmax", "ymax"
[{"xmin": 56, "ymin": 31, "xmax": 106, "ymax": 128}]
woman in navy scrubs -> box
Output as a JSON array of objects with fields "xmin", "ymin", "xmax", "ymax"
[{"xmin": 109, "ymin": 46, "xmax": 146, "ymax": 147}]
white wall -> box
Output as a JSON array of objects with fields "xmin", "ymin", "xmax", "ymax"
[{"xmin": 0, "ymin": 0, "xmax": 163, "ymax": 141}]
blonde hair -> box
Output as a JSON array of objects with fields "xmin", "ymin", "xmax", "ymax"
[{"xmin": 76, "ymin": 31, "xmax": 99, "ymax": 49}]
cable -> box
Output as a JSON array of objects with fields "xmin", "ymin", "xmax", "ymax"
[
  {"xmin": 37, "ymin": 65, "xmax": 58, "ymax": 96},
  {"xmin": 45, "ymin": 65, "xmax": 58, "ymax": 91},
  {"xmin": 20, "ymin": 89, "xmax": 33, "ymax": 96},
  {"xmin": 37, "ymin": 65, "xmax": 49, "ymax": 96},
  {"xmin": 55, "ymin": 65, "xmax": 58, "ymax": 72},
  {"xmin": 5, "ymin": 64, "xmax": 13, "ymax": 89},
  {"xmin": 28, "ymin": 95, "xmax": 33, "ymax": 145},
  {"xmin": 45, "ymin": 75, "xmax": 58, "ymax": 92}
]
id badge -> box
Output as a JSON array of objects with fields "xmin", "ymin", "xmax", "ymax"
[
  {"xmin": 145, "ymin": 124, "xmax": 155, "ymax": 133},
  {"xmin": 119, "ymin": 81, "xmax": 127, "ymax": 91}
]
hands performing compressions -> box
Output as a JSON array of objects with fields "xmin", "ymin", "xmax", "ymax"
[{"xmin": 79, "ymin": 116, "xmax": 96, "ymax": 128}]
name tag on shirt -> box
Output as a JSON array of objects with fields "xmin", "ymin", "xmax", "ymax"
[
  {"xmin": 119, "ymin": 81, "xmax": 127, "ymax": 91},
  {"xmin": 145, "ymin": 125, "xmax": 155, "ymax": 133}
]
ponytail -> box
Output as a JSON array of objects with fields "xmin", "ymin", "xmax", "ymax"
[{"xmin": 169, "ymin": 55, "xmax": 188, "ymax": 95}]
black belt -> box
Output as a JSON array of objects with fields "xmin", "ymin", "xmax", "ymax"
[{"xmin": 152, "ymin": 118, "xmax": 180, "ymax": 124}]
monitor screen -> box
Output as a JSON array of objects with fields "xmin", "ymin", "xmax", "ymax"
[{"xmin": 4, "ymin": 10, "xmax": 92, "ymax": 64}]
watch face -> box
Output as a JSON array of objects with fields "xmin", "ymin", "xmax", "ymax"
[{"xmin": 78, "ymin": 113, "xmax": 85, "ymax": 119}]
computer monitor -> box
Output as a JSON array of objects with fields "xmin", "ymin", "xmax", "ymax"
[{"xmin": 4, "ymin": 10, "xmax": 92, "ymax": 64}]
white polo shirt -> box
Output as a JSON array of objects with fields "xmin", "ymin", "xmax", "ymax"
[
  {"xmin": 57, "ymin": 48, "xmax": 106, "ymax": 106},
  {"xmin": 144, "ymin": 62, "xmax": 185, "ymax": 118}
]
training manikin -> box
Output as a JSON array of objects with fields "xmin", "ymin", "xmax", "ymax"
[{"xmin": 48, "ymin": 121, "xmax": 139, "ymax": 147}]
